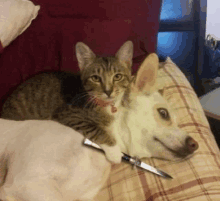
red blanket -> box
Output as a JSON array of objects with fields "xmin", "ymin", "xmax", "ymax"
[{"xmin": 0, "ymin": 0, "xmax": 161, "ymax": 111}]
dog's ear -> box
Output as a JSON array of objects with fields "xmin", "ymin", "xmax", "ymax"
[
  {"xmin": 165, "ymin": 56, "xmax": 175, "ymax": 64},
  {"xmin": 158, "ymin": 88, "xmax": 164, "ymax": 96},
  {"xmin": 132, "ymin": 53, "xmax": 159, "ymax": 93}
]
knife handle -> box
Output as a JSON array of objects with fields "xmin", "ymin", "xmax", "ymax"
[
  {"xmin": 121, "ymin": 152, "xmax": 132, "ymax": 162},
  {"xmin": 83, "ymin": 138, "xmax": 103, "ymax": 151},
  {"xmin": 83, "ymin": 138, "xmax": 138, "ymax": 165},
  {"xmin": 83, "ymin": 138, "xmax": 108, "ymax": 157}
]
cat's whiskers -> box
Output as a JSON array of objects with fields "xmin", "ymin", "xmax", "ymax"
[
  {"xmin": 83, "ymin": 95, "xmax": 97, "ymax": 109},
  {"xmin": 70, "ymin": 92, "xmax": 89, "ymax": 104}
]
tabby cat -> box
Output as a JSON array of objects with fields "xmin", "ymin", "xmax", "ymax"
[{"xmin": 1, "ymin": 41, "xmax": 133, "ymax": 148}]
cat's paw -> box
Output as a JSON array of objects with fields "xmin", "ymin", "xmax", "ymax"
[{"xmin": 100, "ymin": 144, "xmax": 123, "ymax": 164}]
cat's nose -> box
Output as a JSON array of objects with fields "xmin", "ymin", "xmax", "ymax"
[{"xmin": 105, "ymin": 90, "xmax": 112, "ymax": 97}]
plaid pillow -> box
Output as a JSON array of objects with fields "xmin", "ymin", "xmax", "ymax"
[{"xmin": 94, "ymin": 58, "xmax": 220, "ymax": 201}]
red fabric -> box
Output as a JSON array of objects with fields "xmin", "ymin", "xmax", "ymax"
[
  {"xmin": 0, "ymin": 0, "xmax": 161, "ymax": 110},
  {"xmin": 0, "ymin": 41, "xmax": 3, "ymax": 53}
]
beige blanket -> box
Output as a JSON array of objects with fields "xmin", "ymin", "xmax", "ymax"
[{"xmin": 94, "ymin": 59, "xmax": 220, "ymax": 201}]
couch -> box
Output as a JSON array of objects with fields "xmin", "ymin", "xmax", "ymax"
[{"xmin": 0, "ymin": 0, "xmax": 220, "ymax": 200}]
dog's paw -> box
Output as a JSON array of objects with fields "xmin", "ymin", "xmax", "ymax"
[{"xmin": 100, "ymin": 144, "xmax": 123, "ymax": 164}]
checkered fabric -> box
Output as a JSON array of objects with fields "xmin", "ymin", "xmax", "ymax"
[{"xmin": 94, "ymin": 59, "xmax": 220, "ymax": 201}]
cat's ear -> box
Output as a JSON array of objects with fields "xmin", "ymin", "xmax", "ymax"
[
  {"xmin": 75, "ymin": 42, "xmax": 96, "ymax": 70},
  {"xmin": 132, "ymin": 53, "xmax": 159, "ymax": 93},
  {"xmin": 115, "ymin": 41, "xmax": 133, "ymax": 68}
]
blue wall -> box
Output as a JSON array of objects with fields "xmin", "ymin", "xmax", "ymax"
[
  {"xmin": 157, "ymin": 32, "xmax": 196, "ymax": 77},
  {"xmin": 160, "ymin": 0, "xmax": 182, "ymax": 20},
  {"xmin": 157, "ymin": 0, "xmax": 196, "ymax": 78}
]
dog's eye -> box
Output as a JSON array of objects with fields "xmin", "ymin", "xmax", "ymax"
[
  {"xmin": 157, "ymin": 108, "xmax": 170, "ymax": 120},
  {"xmin": 113, "ymin": 73, "xmax": 123, "ymax": 81},
  {"xmin": 91, "ymin": 75, "xmax": 101, "ymax": 82}
]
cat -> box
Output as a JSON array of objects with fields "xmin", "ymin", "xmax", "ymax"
[{"xmin": 1, "ymin": 41, "xmax": 133, "ymax": 163}]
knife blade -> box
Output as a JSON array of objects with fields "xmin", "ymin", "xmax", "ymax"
[{"xmin": 83, "ymin": 138, "xmax": 173, "ymax": 179}]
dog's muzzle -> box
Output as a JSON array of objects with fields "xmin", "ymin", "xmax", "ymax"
[{"xmin": 154, "ymin": 136, "xmax": 199, "ymax": 159}]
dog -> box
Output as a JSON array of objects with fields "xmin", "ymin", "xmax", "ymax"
[{"xmin": 0, "ymin": 54, "xmax": 198, "ymax": 201}]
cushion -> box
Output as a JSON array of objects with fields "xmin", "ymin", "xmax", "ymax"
[
  {"xmin": 0, "ymin": 0, "xmax": 40, "ymax": 51},
  {"xmin": 93, "ymin": 58, "xmax": 220, "ymax": 201}
]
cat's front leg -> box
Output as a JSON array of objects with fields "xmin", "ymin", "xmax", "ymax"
[
  {"xmin": 52, "ymin": 106, "xmax": 123, "ymax": 163},
  {"xmin": 100, "ymin": 143, "xmax": 123, "ymax": 164},
  {"xmin": 86, "ymin": 127, "xmax": 123, "ymax": 164}
]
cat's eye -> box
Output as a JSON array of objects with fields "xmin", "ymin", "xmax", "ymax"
[
  {"xmin": 157, "ymin": 108, "xmax": 170, "ymax": 120},
  {"xmin": 91, "ymin": 75, "xmax": 101, "ymax": 82},
  {"xmin": 113, "ymin": 73, "xmax": 123, "ymax": 81}
]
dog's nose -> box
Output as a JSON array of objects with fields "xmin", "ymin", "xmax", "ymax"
[{"xmin": 185, "ymin": 136, "xmax": 199, "ymax": 153}]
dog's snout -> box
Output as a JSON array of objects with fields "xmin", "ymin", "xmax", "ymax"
[{"xmin": 185, "ymin": 136, "xmax": 199, "ymax": 153}]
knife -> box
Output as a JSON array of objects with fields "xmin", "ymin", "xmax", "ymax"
[{"xmin": 83, "ymin": 138, "xmax": 173, "ymax": 179}]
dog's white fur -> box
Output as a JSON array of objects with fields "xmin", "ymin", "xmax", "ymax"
[
  {"xmin": 0, "ymin": 54, "xmax": 197, "ymax": 201},
  {"xmin": 0, "ymin": 120, "xmax": 111, "ymax": 201}
]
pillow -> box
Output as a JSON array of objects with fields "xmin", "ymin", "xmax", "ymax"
[
  {"xmin": 94, "ymin": 57, "xmax": 220, "ymax": 201},
  {"xmin": 0, "ymin": 0, "xmax": 40, "ymax": 52}
]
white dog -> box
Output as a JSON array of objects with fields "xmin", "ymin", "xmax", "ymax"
[{"xmin": 0, "ymin": 54, "xmax": 198, "ymax": 201}]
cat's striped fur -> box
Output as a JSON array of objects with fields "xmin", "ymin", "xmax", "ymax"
[{"xmin": 1, "ymin": 41, "xmax": 133, "ymax": 146}]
